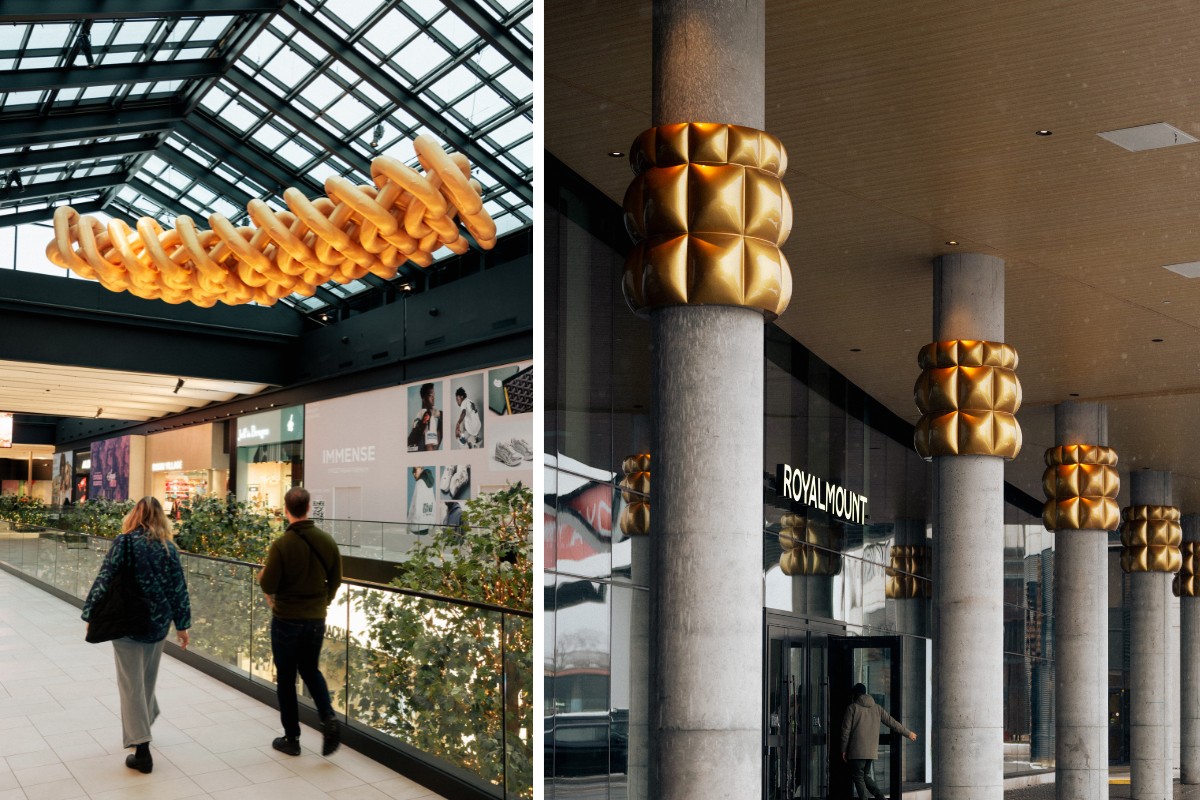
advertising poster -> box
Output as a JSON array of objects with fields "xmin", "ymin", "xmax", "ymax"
[
  {"xmin": 90, "ymin": 435, "xmax": 130, "ymax": 502},
  {"xmin": 0, "ymin": 412, "xmax": 11, "ymax": 448},
  {"xmin": 305, "ymin": 360, "xmax": 533, "ymax": 526},
  {"xmin": 51, "ymin": 451, "xmax": 73, "ymax": 505}
]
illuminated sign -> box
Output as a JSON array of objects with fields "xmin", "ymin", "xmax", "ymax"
[
  {"xmin": 237, "ymin": 424, "xmax": 272, "ymax": 443},
  {"xmin": 81, "ymin": 459, "xmax": 91, "ymax": 470},
  {"xmin": 152, "ymin": 460, "xmax": 184, "ymax": 472},
  {"xmin": 0, "ymin": 412, "xmax": 11, "ymax": 448},
  {"xmin": 776, "ymin": 464, "xmax": 869, "ymax": 524}
]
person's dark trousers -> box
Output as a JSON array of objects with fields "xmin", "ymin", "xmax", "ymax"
[
  {"xmin": 271, "ymin": 616, "xmax": 335, "ymax": 739},
  {"xmin": 849, "ymin": 758, "xmax": 885, "ymax": 800}
]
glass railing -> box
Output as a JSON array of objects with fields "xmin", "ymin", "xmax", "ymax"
[
  {"xmin": 0, "ymin": 522, "xmax": 533, "ymax": 799},
  {"xmin": 315, "ymin": 517, "xmax": 468, "ymax": 563}
]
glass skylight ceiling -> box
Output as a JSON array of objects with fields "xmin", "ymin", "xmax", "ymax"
[{"xmin": 0, "ymin": 1, "xmax": 533, "ymax": 315}]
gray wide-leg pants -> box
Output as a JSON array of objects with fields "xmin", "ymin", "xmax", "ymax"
[{"xmin": 112, "ymin": 637, "xmax": 164, "ymax": 748}]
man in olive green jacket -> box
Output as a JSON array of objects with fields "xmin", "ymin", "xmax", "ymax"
[
  {"xmin": 841, "ymin": 683, "xmax": 917, "ymax": 800},
  {"xmin": 260, "ymin": 487, "xmax": 343, "ymax": 757}
]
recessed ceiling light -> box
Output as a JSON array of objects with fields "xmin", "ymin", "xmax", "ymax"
[
  {"xmin": 1069, "ymin": 393, "xmax": 1080, "ymax": 397},
  {"xmin": 1152, "ymin": 338, "xmax": 1164, "ymax": 342},
  {"xmin": 1035, "ymin": 129, "xmax": 1053, "ymax": 136},
  {"xmin": 945, "ymin": 240, "xmax": 959, "ymax": 246},
  {"xmin": 1163, "ymin": 300, "xmax": 1171, "ymax": 304},
  {"xmin": 850, "ymin": 347, "xmax": 862, "ymax": 352},
  {"xmin": 608, "ymin": 151, "xmax": 625, "ymax": 158}
]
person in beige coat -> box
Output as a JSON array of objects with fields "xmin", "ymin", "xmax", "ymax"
[{"xmin": 840, "ymin": 683, "xmax": 917, "ymax": 800}]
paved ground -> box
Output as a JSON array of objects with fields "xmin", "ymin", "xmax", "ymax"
[{"xmin": 0, "ymin": 566, "xmax": 444, "ymax": 800}]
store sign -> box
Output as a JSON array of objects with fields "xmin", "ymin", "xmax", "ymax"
[
  {"xmin": 322, "ymin": 445, "xmax": 376, "ymax": 464},
  {"xmin": 776, "ymin": 463, "xmax": 869, "ymax": 524},
  {"xmin": 237, "ymin": 406, "xmax": 304, "ymax": 447},
  {"xmin": 152, "ymin": 460, "xmax": 184, "ymax": 472},
  {"xmin": 237, "ymin": 424, "xmax": 272, "ymax": 443}
]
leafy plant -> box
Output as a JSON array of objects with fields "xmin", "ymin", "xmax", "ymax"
[
  {"xmin": 175, "ymin": 494, "xmax": 282, "ymax": 563},
  {"xmin": 0, "ymin": 494, "xmax": 50, "ymax": 530},
  {"xmin": 347, "ymin": 483, "xmax": 533, "ymax": 798},
  {"xmin": 59, "ymin": 498, "xmax": 133, "ymax": 537}
]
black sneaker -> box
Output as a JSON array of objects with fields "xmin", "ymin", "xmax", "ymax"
[
  {"xmin": 272, "ymin": 735, "xmax": 301, "ymax": 756},
  {"xmin": 125, "ymin": 751, "xmax": 153, "ymax": 774},
  {"xmin": 321, "ymin": 716, "xmax": 341, "ymax": 756}
]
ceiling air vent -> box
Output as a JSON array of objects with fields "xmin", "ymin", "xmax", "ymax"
[{"xmin": 1097, "ymin": 122, "xmax": 1197, "ymax": 152}]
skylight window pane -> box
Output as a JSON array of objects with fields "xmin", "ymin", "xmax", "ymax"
[
  {"xmin": 19, "ymin": 56, "xmax": 58, "ymax": 69},
  {"xmin": 430, "ymin": 65, "xmax": 479, "ymax": 106},
  {"xmin": 405, "ymin": 0, "xmax": 444, "ymax": 23},
  {"xmin": 495, "ymin": 214, "xmax": 524, "ymax": 235},
  {"xmin": 290, "ymin": 29, "xmax": 322, "ymax": 59},
  {"xmin": 366, "ymin": 10, "xmax": 417, "ymax": 51},
  {"xmin": 436, "ymin": 14, "xmax": 477, "ymax": 49},
  {"xmin": 497, "ymin": 68, "xmax": 533, "ymax": 102},
  {"xmin": 164, "ymin": 19, "xmax": 199, "ymax": 45},
  {"xmin": 308, "ymin": 160, "xmax": 338, "ymax": 185},
  {"xmin": 485, "ymin": 117, "xmax": 528, "ymax": 149},
  {"xmin": 324, "ymin": 0, "xmax": 380, "ymax": 30},
  {"xmin": 264, "ymin": 44, "xmax": 312, "ymax": 83},
  {"xmin": 327, "ymin": 93, "xmax": 371, "ymax": 130},
  {"xmin": 192, "ymin": 186, "xmax": 217, "ymax": 207},
  {"xmin": 252, "ymin": 123, "xmax": 286, "ymax": 151},
  {"xmin": 302, "ymin": 73, "xmax": 341, "ymax": 108},
  {"xmin": 454, "ymin": 85, "xmax": 506, "ymax": 126},
  {"xmin": 199, "ymin": 84, "xmax": 232, "ymax": 114},
  {"xmin": 4, "ymin": 90, "xmax": 42, "ymax": 107},
  {"xmin": 394, "ymin": 34, "xmax": 448, "ymax": 82},
  {"xmin": 276, "ymin": 139, "xmax": 316, "ymax": 168},
  {"xmin": 99, "ymin": 49, "xmax": 138, "ymax": 65},
  {"xmin": 80, "ymin": 86, "xmax": 117, "ymax": 101},
  {"xmin": 211, "ymin": 198, "xmax": 239, "ymax": 218},
  {"xmin": 243, "ymin": 29, "xmax": 284, "ymax": 66},
  {"xmin": 190, "ymin": 16, "xmax": 235, "ymax": 42},
  {"xmin": 0, "ymin": 26, "xmax": 27, "ymax": 50},
  {"xmin": 27, "ymin": 24, "xmax": 71, "ymax": 51},
  {"xmin": 114, "ymin": 21, "xmax": 157, "ymax": 47},
  {"xmin": 470, "ymin": 45, "xmax": 509, "ymax": 76},
  {"xmin": 221, "ymin": 100, "xmax": 261, "ymax": 132},
  {"xmin": 0, "ymin": 59, "xmax": 13, "ymax": 70}
]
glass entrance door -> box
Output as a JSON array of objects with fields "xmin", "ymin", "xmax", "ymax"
[
  {"xmin": 828, "ymin": 636, "xmax": 904, "ymax": 800},
  {"xmin": 765, "ymin": 622, "xmax": 830, "ymax": 800}
]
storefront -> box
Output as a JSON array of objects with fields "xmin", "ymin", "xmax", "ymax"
[
  {"xmin": 234, "ymin": 406, "xmax": 304, "ymax": 511},
  {"xmin": 146, "ymin": 424, "xmax": 227, "ymax": 514}
]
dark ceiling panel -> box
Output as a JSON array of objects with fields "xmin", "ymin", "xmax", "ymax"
[
  {"xmin": 0, "ymin": 103, "xmax": 185, "ymax": 147},
  {"xmin": 0, "ymin": 171, "xmax": 127, "ymax": 205},
  {"xmin": 0, "ymin": 58, "xmax": 223, "ymax": 92},
  {"xmin": 0, "ymin": 137, "xmax": 157, "ymax": 171},
  {"xmin": 0, "ymin": 1, "xmax": 282, "ymax": 21}
]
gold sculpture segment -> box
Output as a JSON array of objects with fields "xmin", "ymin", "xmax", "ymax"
[
  {"xmin": 1120, "ymin": 505, "xmax": 1183, "ymax": 573},
  {"xmin": 913, "ymin": 340, "xmax": 1022, "ymax": 459},
  {"xmin": 885, "ymin": 545, "xmax": 931, "ymax": 599},
  {"xmin": 1174, "ymin": 541, "xmax": 1200, "ymax": 597},
  {"xmin": 45, "ymin": 135, "xmax": 497, "ymax": 307},
  {"xmin": 1041, "ymin": 445, "xmax": 1120, "ymax": 531},
  {"xmin": 621, "ymin": 122, "xmax": 793, "ymax": 319},
  {"xmin": 778, "ymin": 513, "xmax": 842, "ymax": 576},
  {"xmin": 619, "ymin": 453, "xmax": 651, "ymax": 537}
]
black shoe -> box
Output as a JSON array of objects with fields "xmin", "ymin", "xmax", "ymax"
[
  {"xmin": 321, "ymin": 716, "xmax": 341, "ymax": 756},
  {"xmin": 125, "ymin": 751, "xmax": 153, "ymax": 774},
  {"xmin": 272, "ymin": 735, "xmax": 301, "ymax": 756}
]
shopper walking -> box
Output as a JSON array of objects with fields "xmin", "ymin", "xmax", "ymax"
[
  {"xmin": 82, "ymin": 496, "xmax": 191, "ymax": 775},
  {"xmin": 259, "ymin": 486, "xmax": 343, "ymax": 756},
  {"xmin": 841, "ymin": 682, "xmax": 917, "ymax": 800}
]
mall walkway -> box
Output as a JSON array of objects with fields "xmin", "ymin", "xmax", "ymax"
[{"xmin": 0, "ymin": 568, "xmax": 446, "ymax": 800}]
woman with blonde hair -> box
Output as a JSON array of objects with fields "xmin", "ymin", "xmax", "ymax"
[{"xmin": 83, "ymin": 496, "xmax": 191, "ymax": 774}]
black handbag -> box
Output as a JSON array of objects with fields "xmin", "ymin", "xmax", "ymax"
[{"xmin": 85, "ymin": 535, "xmax": 152, "ymax": 644}]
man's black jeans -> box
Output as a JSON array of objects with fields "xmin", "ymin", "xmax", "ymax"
[
  {"xmin": 849, "ymin": 758, "xmax": 885, "ymax": 800},
  {"xmin": 271, "ymin": 616, "xmax": 335, "ymax": 739}
]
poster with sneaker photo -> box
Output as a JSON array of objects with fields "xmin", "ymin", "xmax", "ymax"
[
  {"xmin": 439, "ymin": 464, "xmax": 472, "ymax": 501},
  {"xmin": 487, "ymin": 415, "xmax": 534, "ymax": 470},
  {"xmin": 450, "ymin": 373, "xmax": 485, "ymax": 450},
  {"xmin": 407, "ymin": 466, "xmax": 440, "ymax": 535}
]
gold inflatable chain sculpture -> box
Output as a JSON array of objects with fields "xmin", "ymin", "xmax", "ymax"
[
  {"xmin": 885, "ymin": 545, "xmax": 931, "ymax": 599},
  {"xmin": 622, "ymin": 122, "xmax": 792, "ymax": 318},
  {"xmin": 914, "ymin": 340, "xmax": 1022, "ymax": 459},
  {"xmin": 1175, "ymin": 540, "xmax": 1200, "ymax": 598},
  {"xmin": 1120, "ymin": 505, "xmax": 1182, "ymax": 574},
  {"xmin": 778, "ymin": 514, "xmax": 842, "ymax": 576},
  {"xmin": 1041, "ymin": 445, "xmax": 1120, "ymax": 531},
  {"xmin": 618, "ymin": 453, "xmax": 650, "ymax": 537},
  {"xmin": 46, "ymin": 135, "xmax": 497, "ymax": 307}
]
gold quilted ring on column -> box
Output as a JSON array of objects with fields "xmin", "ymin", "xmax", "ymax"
[
  {"xmin": 619, "ymin": 453, "xmax": 650, "ymax": 537},
  {"xmin": 1174, "ymin": 541, "xmax": 1200, "ymax": 597},
  {"xmin": 778, "ymin": 514, "xmax": 842, "ymax": 576},
  {"xmin": 1120, "ymin": 504, "xmax": 1182, "ymax": 573},
  {"xmin": 621, "ymin": 122, "xmax": 793, "ymax": 319},
  {"xmin": 1041, "ymin": 445, "xmax": 1120, "ymax": 531},
  {"xmin": 913, "ymin": 340, "xmax": 1022, "ymax": 459},
  {"xmin": 885, "ymin": 544, "xmax": 931, "ymax": 599}
]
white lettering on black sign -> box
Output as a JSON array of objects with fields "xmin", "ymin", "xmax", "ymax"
[{"xmin": 779, "ymin": 464, "xmax": 868, "ymax": 525}]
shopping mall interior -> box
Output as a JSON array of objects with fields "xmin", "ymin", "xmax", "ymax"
[
  {"xmin": 546, "ymin": 2, "xmax": 1200, "ymax": 800},
  {"xmin": 0, "ymin": 2, "xmax": 532, "ymax": 799}
]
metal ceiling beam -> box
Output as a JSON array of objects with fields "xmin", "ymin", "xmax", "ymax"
[
  {"xmin": 126, "ymin": 176, "xmax": 204, "ymax": 219},
  {"xmin": 177, "ymin": 115, "xmax": 323, "ymax": 197},
  {"xmin": 0, "ymin": 58, "xmax": 223, "ymax": 93},
  {"xmin": 278, "ymin": 3, "xmax": 531, "ymax": 204},
  {"xmin": 0, "ymin": 137, "xmax": 157, "ymax": 172},
  {"xmin": 0, "ymin": 102, "xmax": 185, "ymax": 148},
  {"xmin": 0, "ymin": 172, "xmax": 127, "ymax": 205},
  {"xmin": 0, "ymin": 1, "xmax": 283, "ymax": 21},
  {"xmin": 224, "ymin": 68, "xmax": 370, "ymax": 175},
  {"xmin": 154, "ymin": 145, "xmax": 257, "ymax": 209},
  {"xmin": 437, "ymin": 0, "xmax": 532, "ymax": 79},
  {"xmin": 0, "ymin": 200, "xmax": 103, "ymax": 228}
]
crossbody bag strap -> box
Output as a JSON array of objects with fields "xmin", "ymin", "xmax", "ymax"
[{"xmin": 295, "ymin": 529, "xmax": 333, "ymax": 584}]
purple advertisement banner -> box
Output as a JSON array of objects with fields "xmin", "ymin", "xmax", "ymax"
[{"xmin": 90, "ymin": 435, "xmax": 131, "ymax": 502}]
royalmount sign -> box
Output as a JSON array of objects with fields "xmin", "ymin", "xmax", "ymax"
[{"xmin": 776, "ymin": 463, "xmax": 869, "ymax": 524}]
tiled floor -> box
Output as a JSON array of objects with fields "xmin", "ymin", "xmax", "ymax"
[{"xmin": 0, "ymin": 568, "xmax": 447, "ymax": 800}]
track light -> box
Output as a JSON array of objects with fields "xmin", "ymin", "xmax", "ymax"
[
  {"xmin": 173, "ymin": 378, "xmax": 184, "ymax": 394},
  {"xmin": 370, "ymin": 123, "xmax": 384, "ymax": 148}
]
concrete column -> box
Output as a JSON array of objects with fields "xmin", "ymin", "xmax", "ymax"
[
  {"xmin": 1052, "ymin": 403, "xmax": 1110, "ymax": 800},
  {"xmin": 1129, "ymin": 470, "xmax": 1173, "ymax": 800},
  {"xmin": 930, "ymin": 253, "xmax": 1006, "ymax": 800},
  {"xmin": 648, "ymin": 3, "xmax": 767, "ymax": 799},
  {"xmin": 1181, "ymin": 514, "xmax": 1200, "ymax": 784},
  {"xmin": 895, "ymin": 518, "xmax": 929, "ymax": 783}
]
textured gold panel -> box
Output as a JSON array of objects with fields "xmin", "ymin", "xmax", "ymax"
[
  {"xmin": 778, "ymin": 513, "xmax": 842, "ymax": 576},
  {"xmin": 913, "ymin": 340, "xmax": 1022, "ymax": 459},
  {"xmin": 885, "ymin": 544, "xmax": 931, "ymax": 599},
  {"xmin": 1120, "ymin": 505, "xmax": 1183, "ymax": 573},
  {"xmin": 46, "ymin": 135, "xmax": 495, "ymax": 307},
  {"xmin": 1174, "ymin": 541, "xmax": 1200, "ymax": 598},
  {"xmin": 622, "ymin": 122, "xmax": 793, "ymax": 319},
  {"xmin": 1041, "ymin": 445, "xmax": 1120, "ymax": 531},
  {"xmin": 619, "ymin": 453, "xmax": 651, "ymax": 537}
]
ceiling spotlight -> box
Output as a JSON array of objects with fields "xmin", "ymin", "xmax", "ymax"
[
  {"xmin": 94, "ymin": 408, "xmax": 103, "ymax": 418},
  {"xmin": 1152, "ymin": 337, "xmax": 1164, "ymax": 342},
  {"xmin": 172, "ymin": 378, "xmax": 184, "ymax": 395},
  {"xmin": 608, "ymin": 151, "xmax": 625, "ymax": 158},
  {"xmin": 370, "ymin": 123, "xmax": 384, "ymax": 148},
  {"xmin": 1035, "ymin": 129, "xmax": 1052, "ymax": 136},
  {"xmin": 945, "ymin": 240, "xmax": 958, "ymax": 246}
]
